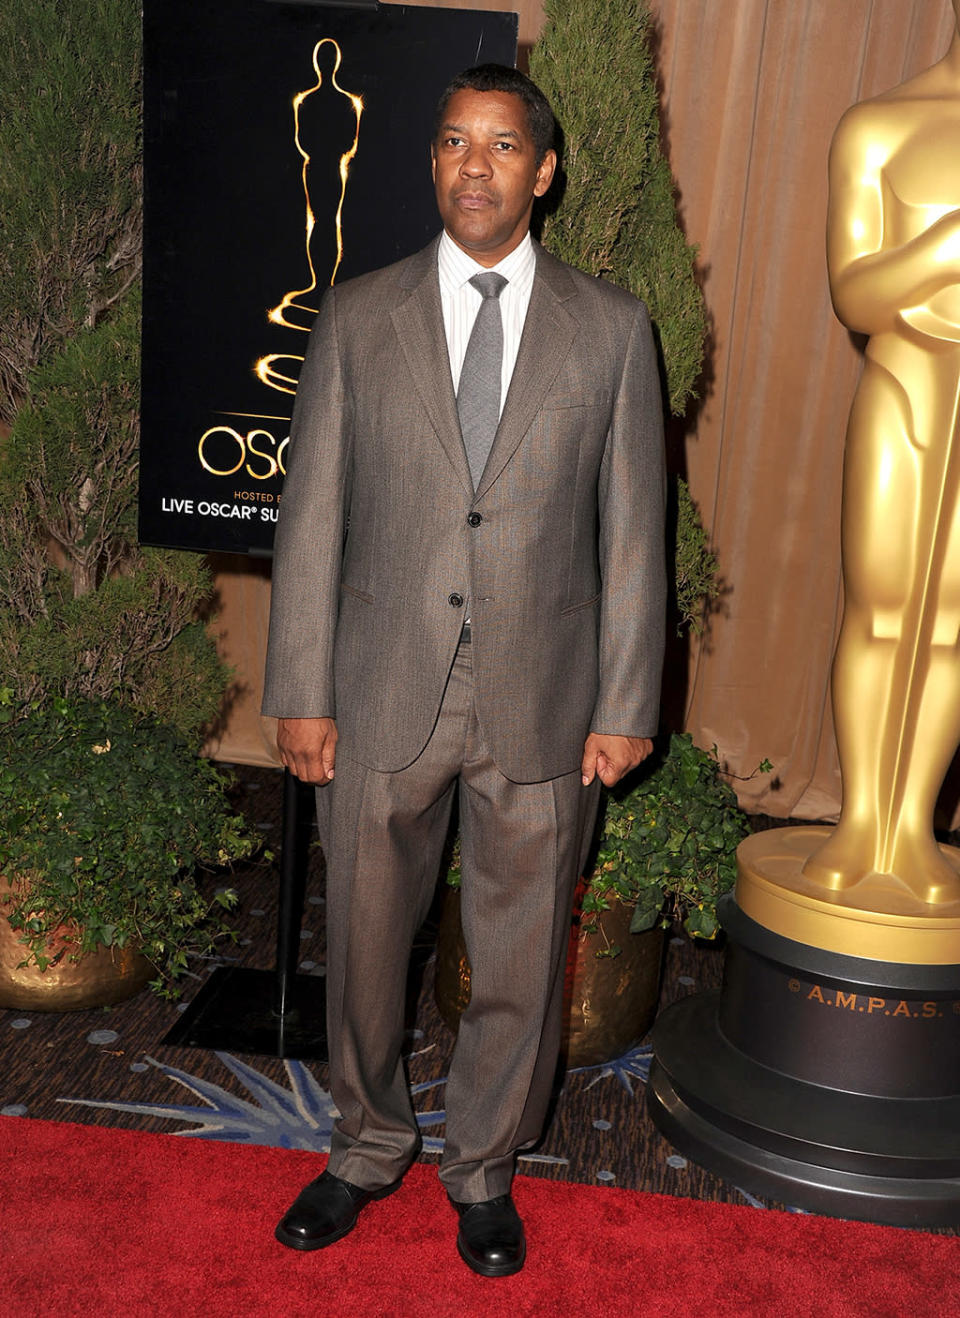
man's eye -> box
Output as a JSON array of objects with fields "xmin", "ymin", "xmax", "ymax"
[
  {"xmin": 445, "ymin": 136, "xmax": 465, "ymax": 147},
  {"xmin": 493, "ymin": 141, "xmax": 515, "ymax": 151}
]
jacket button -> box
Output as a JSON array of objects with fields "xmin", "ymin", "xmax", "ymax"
[
  {"xmin": 467, "ymin": 512, "xmax": 483, "ymax": 527},
  {"xmin": 448, "ymin": 592, "xmax": 464, "ymax": 608}
]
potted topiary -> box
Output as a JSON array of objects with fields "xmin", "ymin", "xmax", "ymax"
[
  {"xmin": 0, "ymin": 2, "xmax": 255, "ymax": 1011},
  {"xmin": 436, "ymin": 736, "xmax": 768, "ymax": 1066},
  {"xmin": 0, "ymin": 696, "xmax": 259, "ymax": 1009},
  {"xmin": 560, "ymin": 735, "xmax": 770, "ymax": 1063}
]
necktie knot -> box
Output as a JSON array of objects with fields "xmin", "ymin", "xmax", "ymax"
[{"xmin": 470, "ymin": 272, "xmax": 508, "ymax": 300}]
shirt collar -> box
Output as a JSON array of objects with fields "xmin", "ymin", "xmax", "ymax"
[{"xmin": 438, "ymin": 230, "xmax": 535, "ymax": 294}]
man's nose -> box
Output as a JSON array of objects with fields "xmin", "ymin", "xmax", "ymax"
[{"xmin": 459, "ymin": 146, "xmax": 491, "ymax": 178}]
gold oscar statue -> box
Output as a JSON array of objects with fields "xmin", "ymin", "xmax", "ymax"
[
  {"xmin": 649, "ymin": 24, "xmax": 960, "ymax": 1207},
  {"xmin": 737, "ymin": 3, "xmax": 960, "ymax": 963}
]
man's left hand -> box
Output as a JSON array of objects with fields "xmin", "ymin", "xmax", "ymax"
[{"xmin": 581, "ymin": 733, "xmax": 653, "ymax": 788}]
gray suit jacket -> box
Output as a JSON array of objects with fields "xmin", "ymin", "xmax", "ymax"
[{"xmin": 262, "ymin": 237, "xmax": 666, "ymax": 783}]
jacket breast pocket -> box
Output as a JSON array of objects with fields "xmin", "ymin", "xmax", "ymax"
[
  {"xmin": 542, "ymin": 389, "xmax": 611, "ymax": 412},
  {"xmin": 340, "ymin": 582, "xmax": 375, "ymax": 605}
]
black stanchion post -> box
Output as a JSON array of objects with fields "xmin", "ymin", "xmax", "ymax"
[
  {"xmin": 162, "ymin": 768, "xmax": 328, "ymax": 1060},
  {"xmin": 274, "ymin": 767, "xmax": 311, "ymax": 1020}
]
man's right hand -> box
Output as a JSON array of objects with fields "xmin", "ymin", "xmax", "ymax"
[{"xmin": 276, "ymin": 717, "xmax": 338, "ymax": 785}]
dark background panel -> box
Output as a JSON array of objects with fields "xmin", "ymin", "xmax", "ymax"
[{"xmin": 139, "ymin": 0, "xmax": 518, "ymax": 555}]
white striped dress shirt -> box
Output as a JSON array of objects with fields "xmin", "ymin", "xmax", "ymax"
[{"xmin": 437, "ymin": 230, "xmax": 536, "ymax": 418}]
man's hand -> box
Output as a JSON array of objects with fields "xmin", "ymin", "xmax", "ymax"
[
  {"xmin": 277, "ymin": 717, "xmax": 338, "ymax": 785},
  {"xmin": 581, "ymin": 733, "xmax": 653, "ymax": 788}
]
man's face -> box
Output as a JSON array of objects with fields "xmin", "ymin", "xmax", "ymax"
[{"xmin": 431, "ymin": 89, "xmax": 556, "ymax": 267}]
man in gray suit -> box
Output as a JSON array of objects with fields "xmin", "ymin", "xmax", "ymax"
[{"xmin": 263, "ymin": 64, "xmax": 665, "ymax": 1276}]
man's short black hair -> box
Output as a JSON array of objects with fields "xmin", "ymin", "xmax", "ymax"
[{"xmin": 433, "ymin": 64, "xmax": 556, "ymax": 165}]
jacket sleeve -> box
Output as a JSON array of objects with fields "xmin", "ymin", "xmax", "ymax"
[
  {"xmin": 589, "ymin": 300, "xmax": 667, "ymax": 738},
  {"xmin": 261, "ymin": 287, "xmax": 351, "ymax": 719}
]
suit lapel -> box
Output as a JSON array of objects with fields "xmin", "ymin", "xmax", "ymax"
[
  {"xmin": 390, "ymin": 238, "xmax": 581, "ymax": 501},
  {"xmin": 391, "ymin": 240, "xmax": 474, "ymax": 496},
  {"xmin": 475, "ymin": 246, "xmax": 578, "ymax": 500}
]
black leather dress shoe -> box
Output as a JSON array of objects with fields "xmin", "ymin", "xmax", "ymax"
[
  {"xmin": 451, "ymin": 1194, "xmax": 526, "ymax": 1277},
  {"xmin": 275, "ymin": 1169, "xmax": 402, "ymax": 1251}
]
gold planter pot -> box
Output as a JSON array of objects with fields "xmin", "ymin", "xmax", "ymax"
[
  {"xmin": 435, "ymin": 887, "xmax": 664, "ymax": 1069},
  {"xmin": 0, "ymin": 886, "xmax": 153, "ymax": 1011}
]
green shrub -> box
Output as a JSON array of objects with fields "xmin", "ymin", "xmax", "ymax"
[
  {"xmin": 530, "ymin": 0, "xmax": 707, "ymax": 415},
  {"xmin": 0, "ymin": 0, "xmax": 141, "ymax": 421},
  {"xmin": 584, "ymin": 734, "xmax": 770, "ymax": 946},
  {"xmin": 0, "ymin": 291, "xmax": 227, "ymax": 737},
  {"xmin": 0, "ymin": 697, "xmax": 258, "ymax": 993}
]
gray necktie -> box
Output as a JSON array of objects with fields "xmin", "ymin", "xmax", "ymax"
[{"xmin": 457, "ymin": 272, "xmax": 508, "ymax": 489}]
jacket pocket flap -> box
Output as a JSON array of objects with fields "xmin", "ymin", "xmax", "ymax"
[{"xmin": 560, "ymin": 591, "xmax": 602, "ymax": 617}]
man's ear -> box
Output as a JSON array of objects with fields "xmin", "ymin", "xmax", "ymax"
[
  {"xmin": 534, "ymin": 148, "xmax": 557, "ymax": 198},
  {"xmin": 430, "ymin": 144, "xmax": 437, "ymax": 184}
]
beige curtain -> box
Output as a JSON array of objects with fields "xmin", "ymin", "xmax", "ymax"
[
  {"xmin": 204, "ymin": 553, "xmax": 278, "ymax": 768},
  {"xmin": 207, "ymin": 0, "xmax": 959, "ymax": 826},
  {"xmin": 649, "ymin": 0, "xmax": 956, "ymax": 816}
]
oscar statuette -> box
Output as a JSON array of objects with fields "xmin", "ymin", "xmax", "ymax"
[{"xmin": 648, "ymin": 7, "xmax": 960, "ymax": 1225}]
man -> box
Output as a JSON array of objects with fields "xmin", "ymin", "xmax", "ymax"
[{"xmin": 263, "ymin": 64, "xmax": 665, "ymax": 1276}]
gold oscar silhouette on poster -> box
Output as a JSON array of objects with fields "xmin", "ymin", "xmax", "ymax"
[
  {"xmin": 737, "ymin": 2, "xmax": 960, "ymax": 963},
  {"xmin": 196, "ymin": 39, "xmax": 363, "ymax": 480},
  {"xmin": 256, "ymin": 38, "xmax": 363, "ymax": 397}
]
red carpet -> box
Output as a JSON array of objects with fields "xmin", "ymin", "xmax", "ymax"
[{"xmin": 1, "ymin": 1117, "xmax": 957, "ymax": 1317}]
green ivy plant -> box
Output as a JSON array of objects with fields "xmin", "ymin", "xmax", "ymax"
[
  {"xmin": 582, "ymin": 733, "xmax": 771, "ymax": 953},
  {"xmin": 0, "ymin": 695, "xmax": 260, "ymax": 994},
  {"xmin": 443, "ymin": 735, "xmax": 769, "ymax": 953}
]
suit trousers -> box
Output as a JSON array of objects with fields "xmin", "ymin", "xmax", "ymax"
[{"xmin": 316, "ymin": 638, "xmax": 601, "ymax": 1203}]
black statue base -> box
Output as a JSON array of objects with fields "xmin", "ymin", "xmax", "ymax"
[
  {"xmin": 162, "ymin": 965, "xmax": 327, "ymax": 1060},
  {"xmin": 648, "ymin": 895, "xmax": 960, "ymax": 1226}
]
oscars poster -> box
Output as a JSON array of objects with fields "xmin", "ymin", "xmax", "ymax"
[{"xmin": 139, "ymin": 0, "xmax": 518, "ymax": 556}]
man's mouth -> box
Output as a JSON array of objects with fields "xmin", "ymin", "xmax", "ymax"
[{"xmin": 454, "ymin": 191, "xmax": 496, "ymax": 210}]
